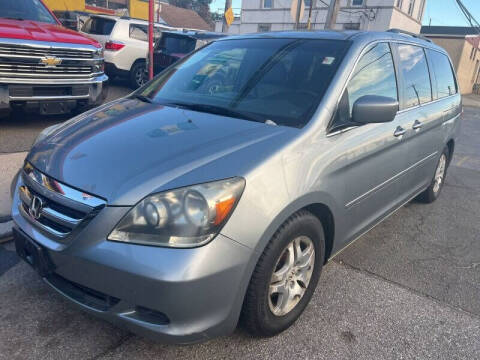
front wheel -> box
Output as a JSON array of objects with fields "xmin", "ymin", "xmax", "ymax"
[
  {"xmin": 241, "ymin": 210, "xmax": 325, "ymax": 337},
  {"xmin": 417, "ymin": 146, "xmax": 449, "ymax": 203}
]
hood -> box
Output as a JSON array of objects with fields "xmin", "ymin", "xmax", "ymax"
[
  {"xmin": 0, "ymin": 19, "xmax": 100, "ymax": 47},
  {"xmin": 28, "ymin": 98, "xmax": 291, "ymax": 205}
]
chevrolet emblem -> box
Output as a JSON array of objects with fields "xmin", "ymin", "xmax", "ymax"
[{"xmin": 40, "ymin": 56, "xmax": 62, "ymax": 68}]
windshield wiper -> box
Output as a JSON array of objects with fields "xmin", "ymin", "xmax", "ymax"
[
  {"xmin": 132, "ymin": 94, "xmax": 154, "ymax": 103},
  {"xmin": 163, "ymin": 102, "xmax": 263, "ymax": 123},
  {"xmin": 4, "ymin": 17, "xmax": 24, "ymax": 21}
]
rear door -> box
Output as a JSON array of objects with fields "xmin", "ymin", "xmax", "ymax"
[
  {"xmin": 80, "ymin": 16, "xmax": 116, "ymax": 46},
  {"xmin": 327, "ymin": 42, "xmax": 409, "ymax": 245},
  {"xmin": 392, "ymin": 44, "xmax": 458, "ymax": 200}
]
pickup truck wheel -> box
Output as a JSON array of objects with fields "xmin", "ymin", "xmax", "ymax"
[
  {"xmin": 130, "ymin": 61, "xmax": 147, "ymax": 89},
  {"xmin": 241, "ymin": 210, "xmax": 324, "ymax": 337},
  {"xmin": 417, "ymin": 147, "xmax": 449, "ymax": 203}
]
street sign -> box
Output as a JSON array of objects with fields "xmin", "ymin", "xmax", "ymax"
[{"xmin": 225, "ymin": 7, "xmax": 234, "ymax": 27}]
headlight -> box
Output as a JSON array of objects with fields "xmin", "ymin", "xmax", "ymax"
[{"xmin": 108, "ymin": 177, "xmax": 245, "ymax": 248}]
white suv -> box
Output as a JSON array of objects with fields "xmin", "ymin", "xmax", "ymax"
[{"xmin": 81, "ymin": 15, "xmax": 176, "ymax": 88}]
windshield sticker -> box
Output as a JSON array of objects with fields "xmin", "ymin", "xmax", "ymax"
[{"xmin": 322, "ymin": 57, "xmax": 335, "ymax": 65}]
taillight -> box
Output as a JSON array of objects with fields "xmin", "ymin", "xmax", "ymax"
[{"xmin": 105, "ymin": 41, "xmax": 125, "ymax": 51}]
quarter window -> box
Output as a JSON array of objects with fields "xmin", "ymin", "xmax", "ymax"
[
  {"xmin": 426, "ymin": 49, "xmax": 457, "ymax": 98},
  {"xmin": 332, "ymin": 42, "xmax": 398, "ymax": 127},
  {"xmin": 397, "ymin": 44, "xmax": 432, "ymax": 108}
]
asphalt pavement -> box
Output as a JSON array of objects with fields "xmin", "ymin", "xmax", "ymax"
[{"xmin": 0, "ymin": 93, "xmax": 479, "ymax": 359}]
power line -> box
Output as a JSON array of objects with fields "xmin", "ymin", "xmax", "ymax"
[{"xmin": 454, "ymin": 0, "xmax": 480, "ymax": 34}]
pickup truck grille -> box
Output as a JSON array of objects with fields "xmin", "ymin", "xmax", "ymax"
[
  {"xmin": 18, "ymin": 163, "xmax": 106, "ymax": 242},
  {"xmin": 0, "ymin": 63, "xmax": 93, "ymax": 78},
  {"xmin": 0, "ymin": 43, "xmax": 94, "ymax": 59},
  {"xmin": 0, "ymin": 40, "xmax": 102, "ymax": 80}
]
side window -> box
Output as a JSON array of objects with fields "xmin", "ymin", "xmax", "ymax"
[
  {"xmin": 129, "ymin": 24, "xmax": 148, "ymax": 41},
  {"xmin": 332, "ymin": 42, "xmax": 398, "ymax": 127},
  {"xmin": 397, "ymin": 44, "xmax": 432, "ymax": 108},
  {"xmin": 426, "ymin": 49, "xmax": 457, "ymax": 98}
]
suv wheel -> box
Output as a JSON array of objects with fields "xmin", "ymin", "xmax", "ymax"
[
  {"xmin": 417, "ymin": 146, "xmax": 449, "ymax": 203},
  {"xmin": 130, "ymin": 61, "xmax": 147, "ymax": 89},
  {"xmin": 242, "ymin": 210, "xmax": 325, "ymax": 337}
]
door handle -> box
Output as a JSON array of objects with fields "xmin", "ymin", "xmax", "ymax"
[
  {"xmin": 393, "ymin": 126, "xmax": 406, "ymax": 137},
  {"xmin": 412, "ymin": 120, "xmax": 423, "ymax": 130}
]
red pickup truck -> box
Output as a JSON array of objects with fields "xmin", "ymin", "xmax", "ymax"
[{"xmin": 0, "ymin": 0, "xmax": 107, "ymax": 116}]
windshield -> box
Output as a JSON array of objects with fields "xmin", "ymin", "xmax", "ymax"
[
  {"xmin": 0, "ymin": 0, "xmax": 57, "ymax": 24},
  {"xmin": 138, "ymin": 38, "xmax": 350, "ymax": 128}
]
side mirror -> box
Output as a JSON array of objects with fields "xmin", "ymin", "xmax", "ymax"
[{"xmin": 352, "ymin": 95, "xmax": 399, "ymax": 124}]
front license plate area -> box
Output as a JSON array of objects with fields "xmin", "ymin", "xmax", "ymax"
[
  {"xmin": 39, "ymin": 101, "xmax": 69, "ymax": 115},
  {"xmin": 14, "ymin": 228, "xmax": 54, "ymax": 277}
]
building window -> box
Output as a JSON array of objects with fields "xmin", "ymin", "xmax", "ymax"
[
  {"xmin": 351, "ymin": 0, "xmax": 364, "ymax": 6},
  {"xmin": 343, "ymin": 22, "xmax": 360, "ymax": 30},
  {"xmin": 258, "ymin": 24, "xmax": 271, "ymax": 32},
  {"xmin": 263, "ymin": 0, "xmax": 273, "ymax": 8},
  {"xmin": 397, "ymin": 0, "xmax": 403, "ymax": 8},
  {"xmin": 408, "ymin": 0, "xmax": 415, "ymax": 16}
]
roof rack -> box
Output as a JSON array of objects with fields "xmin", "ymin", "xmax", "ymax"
[{"xmin": 387, "ymin": 28, "xmax": 432, "ymax": 43}]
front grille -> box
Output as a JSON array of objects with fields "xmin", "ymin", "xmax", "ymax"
[
  {"xmin": 0, "ymin": 41, "xmax": 102, "ymax": 80},
  {"xmin": 0, "ymin": 43, "xmax": 94, "ymax": 59},
  {"xmin": 18, "ymin": 163, "xmax": 106, "ymax": 241},
  {"xmin": 0, "ymin": 63, "xmax": 94, "ymax": 78}
]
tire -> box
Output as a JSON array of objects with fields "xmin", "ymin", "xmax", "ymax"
[
  {"xmin": 242, "ymin": 210, "xmax": 325, "ymax": 337},
  {"xmin": 417, "ymin": 146, "xmax": 449, "ymax": 203},
  {"xmin": 129, "ymin": 61, "xmax": 147, "ymax": 89}
]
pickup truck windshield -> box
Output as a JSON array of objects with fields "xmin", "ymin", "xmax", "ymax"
[
  {"xmin": 138, "ymin": 38, "xmax": 350, "ymax": 128},
  {"xmin": 0, "ymin": 0, "xmax": 57, "ymax": 24}
]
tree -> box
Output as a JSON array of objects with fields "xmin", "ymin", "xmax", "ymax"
[{"xmin": 168, "ymin": 0, "xmax": 214, "ymax": 26}]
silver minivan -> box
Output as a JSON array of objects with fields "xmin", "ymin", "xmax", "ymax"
[{"xmin": 12, "ymin": 30, "xmax": 461, "ymax": 343}]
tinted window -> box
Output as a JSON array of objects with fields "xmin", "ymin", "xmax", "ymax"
[
  {"xmin": 426, "ymin": 49, "xmax": 457, "ymax": 98},
  {"xmin": 0, "ymin": 0, "xmax": 56, "ymax": 24},
  {"xmin": 82, "ymin": 17, "xmax": 115, "ymax": 35},
  {"xmin": 397, "ymin": 44, "xmax": 432, "ymax": 108},
  {"xmin": 139, "ymin": 39, "xmax": 350, "ymax": 128},
  {"xmin": 332, "ymin": 42, "xmax": 398, "ymax": 128},
  {"xmin": 158, "ymin": 34, "xmax": 196, "ymax": 55}
]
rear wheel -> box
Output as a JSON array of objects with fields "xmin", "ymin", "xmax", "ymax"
[
  {"xmin": 242, "ymin": 210, "xmax": 324, "ymax": 337},
  {"xmin": 129, "ymin": 61, "xmax": 147, "ymax": 89},
  {"xmin": 417, "ymin": 146, "xmax": 449, "ymax": 203}
]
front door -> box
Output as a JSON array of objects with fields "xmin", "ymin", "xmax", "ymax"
[{"xmin": 327, "ymin": 42, "xmax": 409, "ymax": 245}]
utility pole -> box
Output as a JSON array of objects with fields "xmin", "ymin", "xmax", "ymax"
[
  {"xmin": 294, "ymin": 0, "xmax": 302, "ymax": 29},
  {"xmin": 148, "ymin": 0, "xmax": 154, "ymax": 80},
  {"xmin": 325, "ymin": 0, "xmax": 340, "ymax": 30},
  {"xmin": 306, "ymin": 0, "xmax": 314, "ymax": 30},
  {"xmin": 222, "ymin": 0, "xmax": 232, "ymax": 32}
]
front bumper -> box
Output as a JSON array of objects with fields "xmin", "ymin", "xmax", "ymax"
[
  {"xmin": 11, "ymin": 175, "xmax": 253, "ymax": 344},
  {"xmin": 0, "ymin": 74, "xmax": 108, "ymax": 113}
]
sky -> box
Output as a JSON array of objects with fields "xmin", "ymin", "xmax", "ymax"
[{"xmin": 209, "ymin": 0, "xmax": 480, "ymax": 27}]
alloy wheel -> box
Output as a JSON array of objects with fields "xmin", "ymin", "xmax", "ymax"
[
  {"xmin": 268, "ymin": 236, "xmax": 315, "ymax": 316},
  {"xmin": 433, "ymin": 154, "xmax": 447, "ymax": 194}
]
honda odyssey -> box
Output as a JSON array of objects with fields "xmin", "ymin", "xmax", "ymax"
[{"xmin": 12, "ymin": 30, "xmax": 461, "ymax": 343}]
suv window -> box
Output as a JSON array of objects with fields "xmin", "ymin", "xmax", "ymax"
[
  {"xmin": 158, "ymin": 34, "xmax": 196, "ymax": 54},
  {"xmin": 332, "ymin": 42, "xmax": 398, "ymax": 128},
  {"xmin": 426, "ymin": 50, "xmax": 457, "ymax": 99},
  {"xmin": 82, "ymin": 17, "xmax": 116, "ymax": 35},
  {"xmin": 397, "ymin": 44, "xmax": 432, "ymax": 108},
  {"xmin": 129, "ymin": 24, "xmax": 161, "ymax": 41}
]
